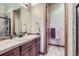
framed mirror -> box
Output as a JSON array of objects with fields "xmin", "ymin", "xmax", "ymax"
[{"xmin": 0, "ymin": 3, "xmax": 31, "ymax": 40}]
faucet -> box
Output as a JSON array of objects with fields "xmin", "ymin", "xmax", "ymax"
[
  {"xmin": 10, "ymin": 35, "xmax": 13, "ymax": 39},
  {"xmin": 10, "ymin": 32, "xmax": 17, "ymax": 39}
]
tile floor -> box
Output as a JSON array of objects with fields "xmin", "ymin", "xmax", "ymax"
[
  {"xmin": 45, "ymin": 46, "xmax": 64, "ymax": 56},
  {"xmin": 40, "ymin": 46, "xmax": 64, "ymax": 56}
]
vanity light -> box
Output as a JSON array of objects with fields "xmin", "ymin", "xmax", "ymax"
[{"xmin": 20, "ymin": 3, "xmax": 28, "ymax": 8}]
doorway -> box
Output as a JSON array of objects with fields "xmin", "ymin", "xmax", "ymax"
[{"xmin": 45, "ymin": 3, "xmax": 68, "ymax": 56}]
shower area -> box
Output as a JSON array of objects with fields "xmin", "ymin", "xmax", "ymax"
[
  {"xmin": 49, "ymin": 4, "xmax": 65, "ymax": 46},
  {"xmin": 0, "ymin": 15, "xmax": 11, "ymax": 36}
]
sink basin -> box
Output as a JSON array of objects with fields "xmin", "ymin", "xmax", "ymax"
[
  {"xmin": 12, "ymin": 35, "xmax": 39, "ymax": 41},
  {"xmin": 13, "ymin": 37, "xmax": 28, "ymax": 41},
  {"xmin": 13, "ymin": 37, "xmax": 21, "ymax": 40}
]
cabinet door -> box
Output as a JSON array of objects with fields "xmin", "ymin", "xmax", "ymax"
[
  {"xmin": 36, "ymin": 38, "xmax": 40, "ymax": 55},
  {"xmin": 29, "ymin": 40, "xmax": 37, "ymax": 56},
  {"xmin": 1, "ymin": 47, "xmax": 20, "ymax": 56},
  {"xmin": 21, "ymin": 38, "xmax": 40, "ymax": 56},
  {"xmin": 21, "ymin": 48, "xmax": 30, "ymax": 56},
  {"xmin": 29, "ymin": 47, "xmax": 33, "ymax": 56},
  {"xmin": 32, "ymin": 44, "xmax": 37, "ymax": 56},
  {"xmin": 21, "ymin": 41, "xmax": 33, "ymax": 56}
]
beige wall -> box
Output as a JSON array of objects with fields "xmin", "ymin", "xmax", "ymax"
[
  {"xmin": 0, "ymin": 5, "xmax": 5, "ymax": 14},
  {"xmin": 72, "ymin": 3, "xmax": 77, "ymax": 56},
  {"xmin": 49, "ymin": 4, "xmax": 65, "ymax": 46},
  {"xmin": 31, "ymin": 4, "xmax": 46, "ymax": 52},
  {"xmin": 21, "ymin": 7, "xmax": 31, "ymax": 33},
  {"xmin": 67, "ymin": 4, "xmax": 73, "ymax": 56}
]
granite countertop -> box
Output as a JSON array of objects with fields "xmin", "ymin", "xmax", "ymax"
[{"xmin": 0, "ymin": 35, "xmax": 40, "ymax": 55}]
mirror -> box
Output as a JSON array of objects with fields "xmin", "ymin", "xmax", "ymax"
[
  {"xmin": 0, "ymin": 3, "xmax": 31, "ymax": 39},
  {"xmin": 0, "ymin": 3, "xmax": 41, "ymax": 40},
  {"xmin": 12, "ymin": 4, "xmax": 31, "ymax": 36}
]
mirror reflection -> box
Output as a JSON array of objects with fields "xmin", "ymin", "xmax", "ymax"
[
  {"xmin": 0, "ymin": 3, "xmax": 41, "ymax": 41},
  {"xmin": 0, "ymin": 3, "xmax": 31, "ymax": 40}
]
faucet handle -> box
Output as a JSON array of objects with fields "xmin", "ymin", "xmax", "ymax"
[{"xmin": 10, "ymin": 35, "xmax": 13, "ymax": 39}]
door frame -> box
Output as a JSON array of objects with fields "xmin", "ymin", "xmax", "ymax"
[
  {"xmin": 12, "ymin": 11, "xmax": 16, "ymax": 34},
  {"xmin": 76, "ymin": 3, "xmax": 79, "ymax": 56},
  {"xmin": 44, "ymin": 3, "xmax": 50, "ymax": 54},
  {"xmin": 44, "ymin": 3, "xmax": 68, "ymax": 56},
  {"xmin": 64, "ymin": 3, "xmax": 68, "ymax": 56}
]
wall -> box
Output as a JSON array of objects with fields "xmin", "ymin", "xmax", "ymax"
[
  {"xmin": 0, "ymin": 5, "xmax": 5, "ymax": 14},
  {"xmin": 67, "ymin": 4, "xmax": 73, "ymax": 56},
  {"xmin": 67, "ymin": 3, "xmax": 77, "ymax": 56},
  {"xmin": 72, "ymin": 3, "xmax": 77, "ymax": 56},
  {"xmin": 49, "ymin": 4, "xmax": 65, "ymax": 46},
  {"xmin": 21, "ymin": 7, "xmax": 31, "ymax": 33},
  {"xmin": 5, "ymin": 4, "xmax": 21, "ymax": 13},
  {"xmin": 31, "ymin": 4, "xmax": 46, "ymax": 52}
]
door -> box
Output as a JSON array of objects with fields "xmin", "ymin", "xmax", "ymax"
[{"xmin": 44, "ymin": 3, "xmax": 51, "ymax": 54}]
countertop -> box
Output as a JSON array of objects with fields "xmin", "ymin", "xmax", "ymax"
[{"xmin": 0, "ymin": 35, "xmax": 40, "ymax": 55}]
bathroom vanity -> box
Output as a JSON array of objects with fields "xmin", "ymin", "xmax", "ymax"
[
  {"xmin": 0, "ymin": 4, "xmax": 41, "ymax": 56},
  {"xmin": 0, "ymin": 35, "xmax": 40, "ymax": 56}
]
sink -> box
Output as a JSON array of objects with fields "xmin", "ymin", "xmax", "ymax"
[
  {"xmin": 13, "ymin": 37, "xmax": 21, "ymax": 40},
  {"xmin": 13, "ymin": 37, "xmax": 28, "ymax": 41},
  {"xmin": 12, "ymin": 35, "xmax": 39, "ymax": 41}
]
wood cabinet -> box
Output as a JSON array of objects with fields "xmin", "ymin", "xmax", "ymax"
[
  {"xmin": 1, "ymin": 47, "xmax": 20, "ymax": 56},
  {"xmin": 36, "ymin": 38, "xmax": 40, "ymax": 55},
  {"xmin": 21, "ymin": 48, "xmax": 29, "ymax": 56},
  {"xmin": 21, "ymin": 38, "xmax": 40, "ymax": 56},
  {"xmin": 0, "ymin": 37, "xmax": 40, "ymax": 56}
]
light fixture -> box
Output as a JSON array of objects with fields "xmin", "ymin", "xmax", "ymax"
[{"xmin": 20, "ymin": 3, "xmax": 28, "ymax": 8}]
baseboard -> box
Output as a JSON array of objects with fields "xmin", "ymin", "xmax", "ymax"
[{"xmin": 49, "ymin": 43, "xmax": 64, "ymax": 48}]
